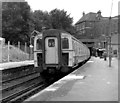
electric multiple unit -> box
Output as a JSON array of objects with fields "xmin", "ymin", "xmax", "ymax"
[{"xmin": 34, "ymin": 29, "xmax": 90, "ymax": 74}]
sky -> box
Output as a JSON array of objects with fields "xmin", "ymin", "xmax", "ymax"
[{"xmin": 24, "ymin": 0, "xmax": 119, "ymax": 24}]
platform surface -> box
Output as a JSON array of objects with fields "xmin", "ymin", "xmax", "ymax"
[
  {"xmin": 0, "ymin": 60, "xmax": 34, "ymax": 70},
  {"xmin": 26, "ymin": 57, "xmax": 118, "ymax": 101}
]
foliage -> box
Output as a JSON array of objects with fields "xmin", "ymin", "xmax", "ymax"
[
  {"xmin": 50, "ymin": 9, "xmax": 72, "ymax": 29},
  {"xmin": 32, "ymin": 9, "xmax": 76, "ymax": 35},
  {"xmin": 50, "ymin": 9, "xmax": 75, "ymax": 33},
  {"xmin": 118, "ymin": 15, "xmax": 120, "ymax": 34},
  {"xmin": 32, "ymin": 10, "xmax": 52, "ymax": 32},
  {"xmin": 2, "ymin": 3, "xmax": 76, "ymax": 44},
  {"xmin": 2, "ymin": 2, "xmax": 32, "ymax": 44}
]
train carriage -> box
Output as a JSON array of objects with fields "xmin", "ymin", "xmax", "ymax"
[{"xmin": 34, "ymin": 29, "xmax": 90, "ymax": 74}]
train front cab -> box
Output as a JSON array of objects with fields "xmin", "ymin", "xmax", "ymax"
[
  {"xmin": 42, "ymin": 30, "xmax": 62, "ymax": 73},
  {"xmin": 42, "ymin": 30, "xmax": 72, "ymax": 74}
]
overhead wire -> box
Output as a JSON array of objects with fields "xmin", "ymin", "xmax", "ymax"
[{"xmin": 110, "ymin": 0, "xmax": 114, "ymax": 17}]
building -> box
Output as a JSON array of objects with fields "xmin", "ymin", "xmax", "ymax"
[
  {"xmin": 111, "ymin": 34, "xmax": 118, "ymax": 57},
  {"xmin": 96, "ymin": 16, "xmax": 119, "ymax": 58},
  {"xmin": 75, "ymin": 10, "xmax": 119, "ymax": 57},
  {"xmin": 75, "ymin": 10, "xmax": 102, "ymax": 55},
  {"xmin": 0, "ymin": 1, "xmax": 2, "ymax": 37}
]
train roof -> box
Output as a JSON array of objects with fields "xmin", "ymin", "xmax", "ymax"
[
  {"xmin": 34, "ymin": 29, "xmax": 89, "ymax": 49},
  {"xmin": 42, "ymin": 29, "xmax": 87, "ymax": 46},
  {"xmin": 42, "ymin": 29, "xmax": 72, "ymax": 39},
  {"xmin": 35, "ymin": 29, "xmax": 74, "ymax": 38},
  {"xmin": 42, "ymin": 29, "xmax": 68, "ymax": 35}
]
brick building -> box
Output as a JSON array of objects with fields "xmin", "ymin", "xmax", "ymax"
[
  {"xmin": 75, "ymin": 10, "xmax": 119, "ymax": 57},
  {"xmin": 75, "ymin": 10, "xmax": 102, "ymax": 55}
]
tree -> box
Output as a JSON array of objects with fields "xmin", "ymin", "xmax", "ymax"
[
  {"xmin": 32, "ymin": 10, "xmax": 52, "ymax": 32},
  {"xmin": 2, "ymin": 2, "xmax": 31, "ymax": 44},
  {"xmin": 32, "ymin": 9, "xmax": 76, "ymax": 35},
  {"xmin": 118, "ymin": 15, "xmax": 120, "ymax": 35},
  {"xmin": 50, "ymin": 9, "xmax": 73, "ymax": 31}
]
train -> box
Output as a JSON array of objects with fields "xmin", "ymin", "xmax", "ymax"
[{"xmin": 33, "ymin": 29, "xmax": 90, "ymax": 75}]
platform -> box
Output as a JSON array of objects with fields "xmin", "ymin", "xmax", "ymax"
[
  {"xmin": 0, "ymin": 60, "xmax": 34, "ymax": 70},
  {"xmin": 25, "ymin": 57, "xmax": 118, "ymax": 101}
]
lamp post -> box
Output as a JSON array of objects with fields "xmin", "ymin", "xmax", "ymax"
[
  {"xmin": 108, "ymin": 17, "xmax": 112, "ymax": 67},
  {"xmin": 108, "ymin": 35, "xmax": 112, "ymax": 67},
  {"xmin": 103, "ymin": 19, "xmax": 112, "ymax": 67},
  {"xmin": 102, "ymin": 25, "xmax": 112, "ymax": 67}
]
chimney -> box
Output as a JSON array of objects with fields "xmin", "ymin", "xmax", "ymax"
[
  {"xmin": 96, "ymin": 10, "xmax": 102, "ymax": 20},
  {"xmin": 97, "ymin": 10, "xmax": 101, "ymax": 17},
  {"xmin": 83, "ymin": 12, "xmax": 85, "ymax": 16}
]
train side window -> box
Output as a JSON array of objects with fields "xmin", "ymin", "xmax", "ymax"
[
  {"xmin": 73, "ymin": 41, "xmax": 75, "ymax": 50},
  {"xmin": 36, "ymin": 39, "xmax": 42, "ymax": 50},
  {"xmin": 62, "ymin": 38, "xmax": 69, "ymax": 49},
  {"xmin": 48, "ymin": 39, "xmax": 55, "ymax": 47}
]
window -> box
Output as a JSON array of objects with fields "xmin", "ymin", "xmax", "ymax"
[
  {"xmin": 83, "ymin": 30, "xmax": 85, "ymax": 34},
  {"xmin": 62, "ymin": 38, "xmax": 69, "ymax": 49},
  {"xmin": 72, "ymin": 41, "xmax": 75, "ymax": 50},
  {"xmin": 82, "ymin": 22, "xmax": 85, "ymax": 29},
  {"xmin": 113, "ymin": 50, "xmax": 117, "ymax": 55},
  {"xmin": 48, "ymin": 39, "xmax": 55, "ymax": 47},
  {"xmin": 36, "ymin": 39, "xmax": 42, "ymax": 50}
]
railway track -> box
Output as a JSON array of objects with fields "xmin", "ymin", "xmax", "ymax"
[
  {"xmin": 0, "ymin": 68, "xmax": 48, "ymax": 103},
  {"xmin": 1, "ymin": 69, "xmax": 58, "ymax": 103},
  {"xmin": 0, "ymin": 58, "xmax": 89, "ymax": 103},
  {"xmin": 2, "ymin": 79, "xmax": 45, "ymax": 103}
]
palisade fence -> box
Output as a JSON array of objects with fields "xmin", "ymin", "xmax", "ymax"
[{"xmin": 2, "ymin": 41, "xmax": 34, "ymax": 63}]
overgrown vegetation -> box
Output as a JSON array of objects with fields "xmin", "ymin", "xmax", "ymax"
[
  {"xmin": 2, "ymin": 2, "xmax": 77, "ymax": 45},
  {"xmin": 2, "ymin": 45, "xmax": 29, "ymax": 62}
]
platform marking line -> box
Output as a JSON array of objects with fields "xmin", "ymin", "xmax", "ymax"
[
  {"xmin": 87, "ymin": 61, "xmax": 94, "ymax": 63},
  {"xmin": 72, "ymin": 69, "xmax": 78, "ymax": 73},
  {"xmin": 44, "ymin": 87, "xmax": 59, "ymax": 91},
  {"xmin": 60, "ymin": 74, "xmax": 85, "ymax": 81},
  {"xmin": 54, "ymin": 80, "xmax": 66, "ymax": 84}
]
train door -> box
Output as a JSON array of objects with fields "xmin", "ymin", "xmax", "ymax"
[{"xmin": 45, "ymin": 37, "xmax": 58, "ymax": 64}]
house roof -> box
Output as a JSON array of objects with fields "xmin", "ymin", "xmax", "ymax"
[
  {"xmin": 75, "ymin": 12, "xmax": 118, "ymax": 25},
  {"xmin": 75, "ymin": 12, "xmax": 102, "ymax": 25},
  {"xmin": 31, "ymin": 30, "xmax": 40, "ymax": 37}
]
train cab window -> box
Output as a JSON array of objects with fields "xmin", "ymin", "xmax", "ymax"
[
  {"xmin": 48, "ymin": 39, "xmax": 55, "ymax": 47},
  {"xmin": 62, "ymin": 38, "xmax": 69, "ymax": 49},
  {"xmin": 36, "ymin": 39, "xmax": 42, "ymax": 50}
]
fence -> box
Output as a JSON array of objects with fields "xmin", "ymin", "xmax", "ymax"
[{"xmin": 2, "ymin": 41, "xmax": 34, "ymax": 63}]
